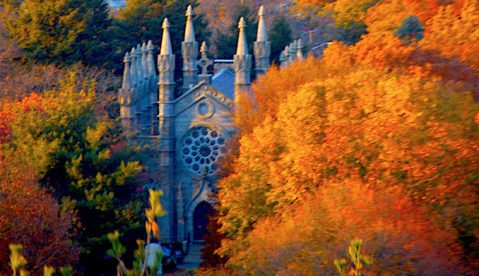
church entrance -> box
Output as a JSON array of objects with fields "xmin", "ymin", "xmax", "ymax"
[{"xmin": 193, "ymin": 201, "xmax": 213, "ymax": 241}]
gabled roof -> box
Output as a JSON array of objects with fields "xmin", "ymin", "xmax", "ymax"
[
  {"xmin": 174, "ymin": 80, "xmax": 234, "ymax": 116},
  {"xmin": 212, "ymin": 68, "xmax": 235, "ymax": 100}
]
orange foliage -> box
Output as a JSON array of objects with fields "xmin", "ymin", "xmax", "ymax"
[
  {"xmin": 421, "ymin": 0, "xmax": 479, "ymax": 71},
  {"xmin": 0, "ymin": 153, "xmax": 79, "ymax": 274},
  {"xmin": 233, "ymin": 180, "xmax": 462, "ymax": 274},
  {"xmin": 241, "ymin": 58, "xmax": 327, "ymax": 133},
  {"xmin": 216, "ymin": 0, "xmax": 479, "ymax": 273},
  {"xmin": 219, "ymin": 52, "xmax": 479, "ymax": 271},
  {"xmin": 320, "ymin": 34, "xmax": 479, "ymax": 100},
  {"xmin": 365, "ymin": 0, "xmax": 478, "ymax": 71}
]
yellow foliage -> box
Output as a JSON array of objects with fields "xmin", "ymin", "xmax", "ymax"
[{"xmin": 218, "ymin": 48, "xmax": 479, "ymax": 271}]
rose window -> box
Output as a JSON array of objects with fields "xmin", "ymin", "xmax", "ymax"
[{"xmin": 180, "ymin": 126, "xmax": 227, "ymax": 175}]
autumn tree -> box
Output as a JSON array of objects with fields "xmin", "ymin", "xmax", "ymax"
[
  {"xmin": 230, "ymin": 180, "xmax": 462, "ymax": 274},
  {"xmin": 0, "ymin": 150, "xmax": 79, "ymax": 274},
  {"xmin": 0, "ymin": 72, "xmax": 145, "ymax": 274},
  {"xmin": 2, "ymin": 0, "xmax": 113, "ymax": 67},
  {"xmin": 293, "ymin": 0, "xmax": 376, "ymax": 41},
  {"xmin": 420, "ymin": 0, "xmax": 479, "ymax": 71},
  {"xmin": 217, "ymin": 50, "xmax": 479, "ymax": 273}
]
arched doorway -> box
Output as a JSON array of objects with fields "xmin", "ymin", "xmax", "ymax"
[{"xmin": 193, "ymin": 201, "xmax": 213, "ymax": 241}]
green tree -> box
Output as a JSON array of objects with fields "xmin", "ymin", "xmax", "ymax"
[
  {"xmin": 1, "ymin": 72, "xmax": 145, "ymax": 274},
  {"xmin": 269, "ymin": 14, "xmax": 292, "ymax": 64},
  {"xmin": 215, "ymin": 4, "xmax": 256, "ymax": 59},
  {"xmin": 394, "ymin": 15, "xmax": 425, "ymax": 45},
  {"xmin": 112, "ymin": 0, "xmax": 210, "ymax": 73},
  {"xmin": 336, "ymin": 20, "xmax": 368, "ymax": 45},
  {"xmin": 2, "ymin": 0, "xmax": 113, "ymax": 67}
]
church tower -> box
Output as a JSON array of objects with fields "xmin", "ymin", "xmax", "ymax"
[
  {"xmin": 157, "ymin": 18, "xmax": 177, "ymax": 242},
  {"xmin": 254, "ymin": 5, "xmax": 271, "ymax": 75},
  {"xmin": 118, "ymin": 5, "xmax": 303, "ymax": 247},
  {"xmin": 234, "ymin": 17, "xmax": 252, "ymax": 102},
  {"xmin": 182, "ymin": 5, "xmax": 199, "ymax": 92}
]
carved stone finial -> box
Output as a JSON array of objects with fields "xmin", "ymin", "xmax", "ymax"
[
  {"xmin": 200, "ymin": 41, "xmax": 207, "ymax": 56},
  {"xmin": 198, "ymin": 41, "xmax": 212, "ymax": 75},
  {"xmin": 186, "ymin": 5, "xmax": 194, "ymax": 17},
  {"xmin": 147, "ymin": 40, "xmax": 154, "ymax": 51},
  {"xmin": 123, "ymin": 51, "xmax": 130, "ymax": 64}
]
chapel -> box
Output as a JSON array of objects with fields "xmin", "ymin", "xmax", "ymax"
[{"xmin": 118, "ymin": 5, "xmax": 302, "ymax": 245}]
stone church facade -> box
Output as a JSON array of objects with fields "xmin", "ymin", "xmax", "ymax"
[{"xmin": 118, "ymin": 5, "xmax": 303, "ymax": 245}]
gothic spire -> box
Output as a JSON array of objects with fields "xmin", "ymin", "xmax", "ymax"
[
  {"xmin": 146, "ymin": 40, "xmax": 156, "ymax": 77},
  {"xmin": 200, "ymin": 41, "xmax": 207, "ymax": 57},
  {"xmin": 141, "ymin": 42, "xmax": 148, "ymax": 78},
  {"xmin": 120, "ymin": 51, "xmax": 136, "ymax": 134},
  {"xmin": 254, "ymin": 5, "xmax": 271, "ymax": 75},
  {"xmin": 129, "ymin": 47, "xmax": 138, "ymax": 87},
  {"xmin": 234, "ymin": 16, "xmax": 252, "ymax": 102},
  {"xmin": 184, "ymin": 5, "xmax": 196, "ymax": 42},
  {"xmin": 182, "ymin": 5, "xmax": 199, "ymax": 91},
  {"xmin": 121, "ymin": 52, "xmax": 131, "ymax": 89},
  {"xmin": 256, "ymin": 5, "xmax": 267, "ymax": 42},
  {"xmin": 136, "ymin": 44, "xmax": 144, "ymax": 81},
  {"xmin": 160, "ymin": 18, "xmax": 173, "ymax": 55},
  {"xmin": 236, "ymin": 17, "xmax": 248, "ymax": 55}
]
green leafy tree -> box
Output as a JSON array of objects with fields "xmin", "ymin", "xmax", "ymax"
[
  {"xmin": 112, "ymin": 0, "xmax": 210, "ymax": 73},
  {"xmin": 1, "ymin": 72, "xmax": 145, "ymax": 274},
  {"xmin": 394, "ymin": 15, "xmax": 425, "ymax": 45},
  {"xmin": 215, "ymin": 4, "xmax": 256, "ymax": 59},
  {"xmin": 269, "ymin": 14, "xmax": 292, "ymax": 64},
  {"xmin": 2, "ymin": 0, "xmax": 113, "ymax": 67},
  {"xmin": 336, "ymin": 20, "xmax": 368, "ymax": 45}
]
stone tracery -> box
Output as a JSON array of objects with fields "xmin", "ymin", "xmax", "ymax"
[{"xmin": 180, "ymin": 126, "xmax": 226, "ymax": 176}]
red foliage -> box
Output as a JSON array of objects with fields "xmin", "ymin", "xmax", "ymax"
[{"xmin": 0, "ymin": 154, "xmax": 79, "ymax": 274}]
